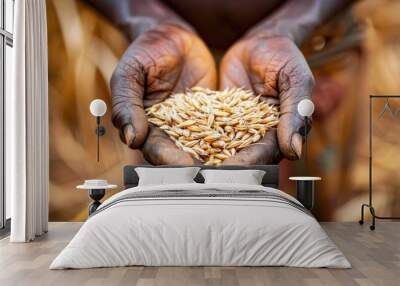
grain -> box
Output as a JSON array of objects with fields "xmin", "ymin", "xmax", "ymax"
[{"xmin": 145, "ymin": 87, "xmax": 279, "ymax": 165}]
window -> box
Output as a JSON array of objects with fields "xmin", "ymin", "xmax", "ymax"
[{"xmin": 0, "ymin": 0, "xmax": 14, "ymax": 231}]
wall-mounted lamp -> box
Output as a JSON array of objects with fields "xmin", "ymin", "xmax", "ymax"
[
  {"xmin": 297, "ymin": 99, "xmax": 315, "ymax": 163},
  {"xmin": 90, "ymin": 99, "xmax": 107, "ymax": 162}
]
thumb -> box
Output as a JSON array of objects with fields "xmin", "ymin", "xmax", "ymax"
[
  {"xmin": 118, "ymin": 124, "xmax": 137, "ymax": 147},
  {"xmin": 111, "ymin": 51, "xmax": 148, "ymax": 149}
]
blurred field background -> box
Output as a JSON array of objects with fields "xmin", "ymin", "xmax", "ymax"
[{"xmin": 47, "ymin": 0, "xmax": 400, "ymax": 221}]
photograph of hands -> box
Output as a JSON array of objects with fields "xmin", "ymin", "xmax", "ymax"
[{"xmin": 47, "ymin": 0, "xmax": 400, "ymax": 222}]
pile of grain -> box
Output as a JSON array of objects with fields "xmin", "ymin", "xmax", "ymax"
[{"xmin": 145, "ymin": 87, "xmax": 279, "ymax": 165}]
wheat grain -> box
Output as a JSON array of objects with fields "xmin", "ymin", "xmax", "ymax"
[{"xmin": 145, "ymin": 87, "xmax": 279, "ymax": 165}]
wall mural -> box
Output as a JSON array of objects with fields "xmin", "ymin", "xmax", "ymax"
[{"xmin": 47, "ymin": 0, "xmax": 400, "ymax": 222}]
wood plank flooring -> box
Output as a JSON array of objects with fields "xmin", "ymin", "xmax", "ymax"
[{"xmin": 0, "ymin": 222, "xmax": 399, "ymax": 286}]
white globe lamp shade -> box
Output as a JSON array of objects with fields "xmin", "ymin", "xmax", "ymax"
[
  {"xmin": 90, "ymin": 99, "xmax": 107, "ymax": 117},
  {"xmin": 297, "ymin": 99, "xmax": 315, "ymax": 117}
]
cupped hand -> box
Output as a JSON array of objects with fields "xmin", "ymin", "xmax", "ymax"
[
  {"xmin": 110, "ymin": 23, "xmax": 217, "ymax": 165},
  {"xmin": 219, "ymin": 35, "xmax": 314, "ymax": 164}
]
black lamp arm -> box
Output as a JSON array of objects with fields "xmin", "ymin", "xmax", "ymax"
[
  {"xmin": 95, "ymin": 116, "xmax": 106, "ymax": 162},
  {"xmin": 298, "ymin": 116, "xmax": 310, "ymax": 166},
  {"xmin": 299, "ymin": 116, "xmax": 311, "ymax": 137}
]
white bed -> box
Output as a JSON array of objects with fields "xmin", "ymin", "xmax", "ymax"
[{"xmin": 50, "ymin": 182, "xmax": 350, "ymax": 269}]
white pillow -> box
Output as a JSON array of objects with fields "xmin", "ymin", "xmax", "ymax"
[
  {"xmin": 135, "ymin": 167, "xmax": 200, "ymax": 186},
  {"xmin": 200, "ymin": 169, "xmax": 266, "ymax": 185}
]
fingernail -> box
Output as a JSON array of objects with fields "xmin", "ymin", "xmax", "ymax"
[
  {"xmin": 124, "ymin": 125, "xmax": 136, "ymax": 146},
  {"xmin": 291, "ymin": 133, "xmax": 303, "ymax": 159}
]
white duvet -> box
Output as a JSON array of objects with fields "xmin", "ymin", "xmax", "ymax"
[{"xmin": 50, "ymin": 183, "xmax": 350, "ymax": 269}]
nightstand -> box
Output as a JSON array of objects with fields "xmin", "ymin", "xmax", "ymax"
[
  {"xmin": 289, "ymin": 177, "xmax": 321, "ymax": 210},
  {"xmin": 77, "ymin": 180, "xmax": 117, "ymax": 215}
]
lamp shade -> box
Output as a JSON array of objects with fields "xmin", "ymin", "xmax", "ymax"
[
  {"xmin": 297, "ymin": 99, "xmax": 315, "ymax": 117},
  {"xmin": 90, "ymin": 99, "xmax": 107, "ymax": 117}
]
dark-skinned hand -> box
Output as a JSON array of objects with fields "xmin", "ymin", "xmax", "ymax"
[
  {"xmin": 219, "ymin": 35, "xmax": 314, "ymax": 165},
  {"xmin": 110, "ymin": 23, "xmax": 217, "ymax": 165}
]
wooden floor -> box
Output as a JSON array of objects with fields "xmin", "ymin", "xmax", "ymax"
[{"xmin": 0, "ymin": 222, "xmax": 399, "ymax": 286}]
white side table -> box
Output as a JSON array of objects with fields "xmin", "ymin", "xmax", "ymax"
[
  {"xmin": 289, "ymin": 177, "xmax": 321, "ymax": 210},
  {"xmin": 77, "ymin": 180, "xmax": 117, "ymax": 215}
]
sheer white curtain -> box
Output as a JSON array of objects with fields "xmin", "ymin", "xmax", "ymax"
[{"xmin": 8, "ymin": 0, "xmax": 49, "ymax": 242}]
